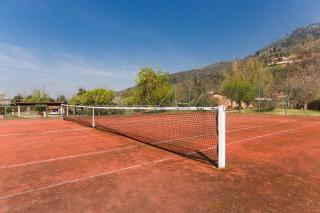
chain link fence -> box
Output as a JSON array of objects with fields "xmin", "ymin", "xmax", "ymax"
[{"xmin": 0, "ymin": 105, "xmax": 62, "ymax": 119}]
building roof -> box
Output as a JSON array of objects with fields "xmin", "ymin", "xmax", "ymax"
[{"xmin": 10, "ymin": 102, "xmax": 66, "ymax": 106}]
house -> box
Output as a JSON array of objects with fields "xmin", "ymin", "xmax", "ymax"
[
  {"xmin": 267, "ymin": 56, "xmax": 298, "ymax": 66},
  {"xmin": 208, "ymin": 91, "xmax": 255, "ymax": 109},
  {"xmin": 208, "ymin": 91, "xmax": 236, "ymax": 109}
]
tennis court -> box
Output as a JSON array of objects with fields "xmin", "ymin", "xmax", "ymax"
[{"xmin": 1, "ymin": 114, "xmax": 320, "ymax": 212}]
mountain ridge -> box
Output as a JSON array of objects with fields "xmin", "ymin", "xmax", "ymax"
[
  {"xmin": 170, "ymin": 23, "xmax": 320, "ymax": 91},
  {"xmin": 120, "ymin": 22, "xmax": 320, "ymax": 95}
]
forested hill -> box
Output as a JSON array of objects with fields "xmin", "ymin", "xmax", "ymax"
[
  {"xmin": 168, "ymin": 23, "xmax": 320, "ymax": 92},
  {"xmin": 255, "ymin": 23, "xmax": 320, "ymax": 61},
  {"xmin": 170, "ymin": 61, "xmax": 232, "ymax": 92},
  {"xmin": 117, "ymin": 61, "xmax": 232, "ymax": 97},
  {"xmin": 120, "ymin": 23, "xmax": 320, "ymax": 95}
]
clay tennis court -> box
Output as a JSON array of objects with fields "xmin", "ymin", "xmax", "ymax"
[{"xmin": 0, "ymin": 114, "xmax": 320, "ymax": 212}]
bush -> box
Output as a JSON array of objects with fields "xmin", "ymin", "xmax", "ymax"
[
  {"xmin": 34, "ymin": 105, "xmax": 47, "ymax": 113},
  {"xmin": 308, "ymin": 100, "xmax": 320, "ymax": 111}
]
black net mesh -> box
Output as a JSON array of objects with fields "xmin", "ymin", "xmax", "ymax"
[{"xmin": 63, "ymin": 106, "xmax": 218, "ymax": 165}]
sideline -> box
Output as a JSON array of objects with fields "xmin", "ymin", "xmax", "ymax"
[
  {"xmin": 0, "ymin": 128, "xmax": 89, "ymax": 138},
  {"xmin": 226, "ymin": 120, "xmax": 294, "ymax": 133},
  {"xmin": 228, "ymin": 121, "xmax": 320, "ymax": 146},
  {"xmin": 0, "ymin": 145, "xmax": 138, "ymax": 170},
  {"xmin": 0, "ymin": 157, "xmax": 173, "ymax": 200}
]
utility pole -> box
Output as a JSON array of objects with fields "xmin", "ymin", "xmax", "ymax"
[
  {"xmin": 258, "ymin": 78, "xmax": 261, "ymax": 113},
  {"xmin": 285, "ymin": 79, "xmax": 288, "ymax": 115},
  {"xmin": 258, "ymin": 68, "xmax": 262, "ymax": 113},
  {"xmin": 174, "ymin": 85, "xmax": 177, "ymax": 106},
  {"xmin": 285, "ymin": 69, "xmax": 289, "ymax": 115},
  {"xmin": 188, "ymin": 85, "xmax": 191, "ymax": 107},
  {"xmin": 236, "ymin": 86, "xmax": 240, "ymax": 113},
  {"xmin": 201, "ymin": 87, "xmax": 204, "ymax": 107},
  {"xmin": 42, "ymin": 85, "xmax": 46, "ymax": 99}
]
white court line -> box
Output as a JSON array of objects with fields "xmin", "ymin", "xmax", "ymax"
[
  {"xmin": 187, "ymin": 120, "xmax": 320, "ymax": 153},
  {"xmin": 0, "ymin": 145, "xmax": 138, "ymax": 170},
  {"xmin": 0, "ymin": 120, "xmax": 307, "ymax": 169},
  {"xmin": 1, "ymin": 120, "xmax": 319, "ymax": 200},
  {"xmin": 0, "ymin": 128, "xmax": 89, "ymax": 138},
  {"xmin": 0, "ymin": 135, "xmax": 202, "ymax": 170},
  {"xmin": 227, "ymin": 128, "xmax": 296, "ymax": 145},
  {"xmin": 3, "ymin": 120, "xmax": 316, "ymax": 170},
  {"xmin": 0, "ymin": 157, "xmax": 173, "ymax": 200},
  {"xmin": 226, "ymin": 120, "xmax": 294, "ymax": 133},
  {"xmin": 227, "ymin": 120, "xmax": 320, "ymax": 146}
]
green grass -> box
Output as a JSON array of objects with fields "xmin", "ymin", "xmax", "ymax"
[{"xmin": 229, "ymin": 108, "xmax": 320, "ymax": 116}]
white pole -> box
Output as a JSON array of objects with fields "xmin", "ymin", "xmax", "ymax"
[
  {"xmin": 92, "ymin": 107, "xmax": 96, "ymax": 128},
  {"xmin": 60, "ymin": 106, "xmax": 63, "ymax": 119},
  {"xmin": 217, "ymin": 105, "xmax": 226, "ymax": 168},
  {"xmin": 18, "ymin": 105, "xmax": 21, "ymax": 117},
  {"xmin": 66, "ymin": 106, "xmax": 69, "ymax": 116}
]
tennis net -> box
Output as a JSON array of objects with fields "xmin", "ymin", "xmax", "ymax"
[{"xmin": 61, "ymin": 105, "xmax": 226, "ymax": 168}]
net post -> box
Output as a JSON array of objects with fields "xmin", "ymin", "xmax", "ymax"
[
  {"xmin": 92, "ymin": 107, "xmax": 96, "ymax": 128},
  {"xmin": 217, "ymin": 105, "xmax": 226, "ymax": 169},
  {"xmin": 66, "ymin": 105, "xmax": 69, "ymax": 116}
]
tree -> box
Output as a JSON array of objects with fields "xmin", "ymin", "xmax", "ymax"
[
  {"xmin": 83, "ymin": 88, "xmax": 115, "ymax": 105},
  {"xmin": 25, "ymin": 89, "xmax": 52, "ymax": 103},
  {"xmin": 76, "ymin": 87, "xmax": 87, "ymax": 96},
  {"xmin": 11, "ymin": 94, "xmax": 24, "ymax": 103},
  {"xmin": 222, "ymin": 58, "xmax": 272, "ymax": 109},
  {"xmin": 122, "ymin": 67, "xmax": 172, "ymax": 106},
  {"xmin": 288, "ymin": 52, "xmax": 320, "ymax": 110},
  {"xmin": 69, "ymin": 94, "xmax": 86, "ymax": 105},
  {"xmin": 69, "ymin": 88, "xmax": 115, "ymax": 105},
  {"xmin": 56, "ymin": 95, "xmax": 67, "ymax": 103},
  {"xmin": 222, "ymin": 78, "xmax": 256, "ymax": 108}
]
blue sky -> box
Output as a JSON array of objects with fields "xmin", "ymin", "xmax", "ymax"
[{"xmin": 0, "ymin": 0, "xmax": 319, "ymax": 97}]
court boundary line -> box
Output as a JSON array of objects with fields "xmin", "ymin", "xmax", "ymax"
[
  {"xmin": 0, "ymin": 120, "xmax": 319, "ymax": 200},
  {"xmin": 0, "ymin": 145, "xmax": 138, "ymax": 170},
  {"xmin": 0, "ymin": 120, "xmax": 316, "ymax": 170},
  {"xmin": 0, "ymin": 157, "xmax": 174, "ymax": 200},
  {"xmin": 184, "ymin": 120, "xmax": 320, "ymax": 154},
  {"xmin": 0, "ymin": 135, "xmax": 203, "ymax": 170},
  {"xmin": 226, "ymin": 120, "xmax": 295, "ymax": 133},
  {"xmin": 227, "ymin": 120, "xmax": 320, "ymax": 146},
  {"xmin": 0, "ymin": 128, "xmax": 90, "ymax": 138}
]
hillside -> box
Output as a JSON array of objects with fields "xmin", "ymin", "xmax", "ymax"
[
  {"xmin": 170, "ymin": 23, "xmax": 320, "ymax": 92},
  {"xmin": 120, "ymin": 23, "xmax": 320, "ymax": 96},
  {"xmin": 255, "ymin": 23, "xmax": 320, "ymax": 61},
  {"xmin": 170, "ymin": 61, "xmax": 232, "ymax": 91}
]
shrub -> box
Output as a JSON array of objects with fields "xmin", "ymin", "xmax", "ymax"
[{"xmin": 308, "ymin": 100, "xmax": 320, "ymax": 111}]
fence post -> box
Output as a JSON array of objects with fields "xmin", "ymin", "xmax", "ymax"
[
  {"xmin": 92, "ymin": 107, "xmax": 96, "ymax": 128},
  {"xmin": 60, "ymin": 105, "xmax": 63, "ymax": 119},
  {"xmin": 18, "ymin": 105, "xmax": 21, "ymax": 117},
  {"xmin": 4, "ymin": 105, "xmax": 7, "ymax": 119},
  {"xmin": 217, "ymin": 105, "xmax": 226, "ymax": 169}
]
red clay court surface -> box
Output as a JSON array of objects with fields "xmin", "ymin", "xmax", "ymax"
[{"xmin": 0, "ymin": 114, "xmax": 320, "ymax": 212}]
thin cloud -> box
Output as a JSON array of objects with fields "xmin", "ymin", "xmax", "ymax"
[{"xmin": 0, "ymin": 42, "xmax": 136, "ymax": 97}]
